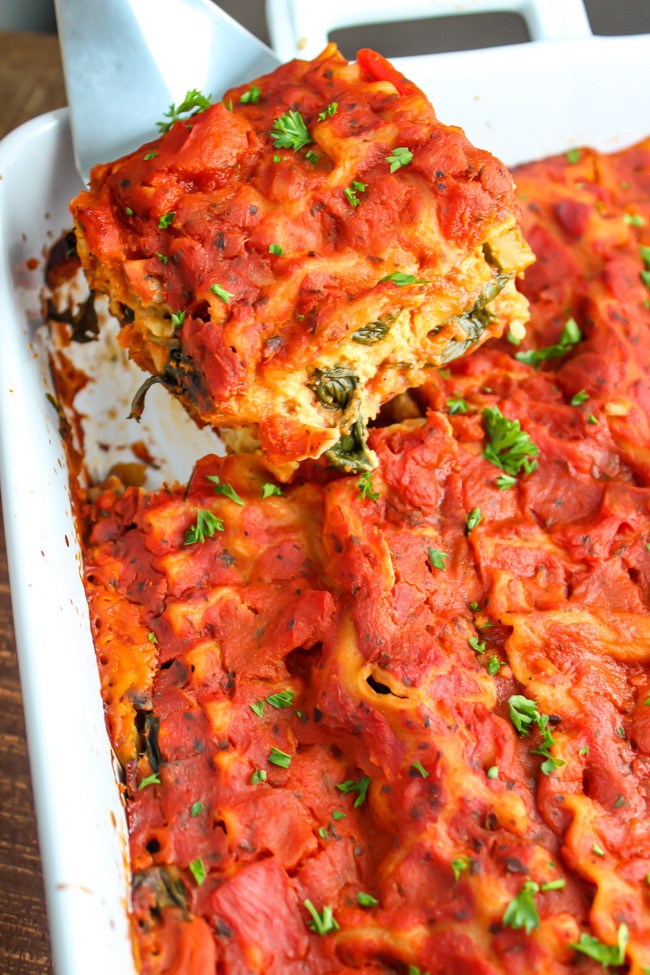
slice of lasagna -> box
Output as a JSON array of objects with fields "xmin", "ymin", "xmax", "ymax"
[{"xmin": 71, "ymin": 44, "xmax": 532, "ymax": 475}]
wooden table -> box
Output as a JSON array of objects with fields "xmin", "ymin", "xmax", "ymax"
[{"xmin": 0, "ymin": 32, "xmax": 66, "ymax": 975}]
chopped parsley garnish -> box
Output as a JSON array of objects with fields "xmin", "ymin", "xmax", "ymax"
[
  {"xmin": 318, "ymin": 827, "xmax": 328, "ymax": 839},
  {"xmin": 451, "ymin": 857, "xmax": 470, "ymax": 881},
  {"xmin": 240, "ymin": 85, "xmax": 261, "ymax": 104},
  {"xmin": 184, "ymin": 509, "xmax": 224, "ymax": 546},
  {"xmin": 147, "ymin": 632, "xmax": 158, "ymax": 644},
  {"xmin": 482, "ymin": 407, "xmax": 539, "ymax": 478},
  {"xmin": 623, "ymin": 212, "xmax": 644, "ymax": 227},
  {"xmin": 540, "ymin": 878, "xmax": 565, "ymax": 891},
  {"xmin": 386, "ymin": 147, "xmax": 413, "ymax": 172},
  {"xmin": 569, "ymin": 923, "xmax": 628, "ymax": 968},
  {"xmin": 565, "ymin": 148, "xmax": 581, "ymax": 164},
  {"xmin": 447, "ymin": 396, "xmax": 469, "ymax": 415},
  {"xmin": 509, "ymin": 695, "xmax": 565, "ymax": 776},
  {"xmin": 469, "ymin": 636, "xmax": 486, "ymax": 655},
  {"xmin": 157, "ymin": 89, "xmax": 211, "ymax": 133},
  {"xmin": 571, "ymin": 389, "xmax": 588, "ymax": 405},
  {"xmin": 487, "ymin": 656, "xmax": 504, "ymax": 675},
  {"xmin": 616, "ymin": 727, "xmax": 625, "ymax": 739},
  {"xmin": 593, "ymin": 842, "xmax": 605, "ymax": 856},
  {"xmin": 358, "ymin": 472, "xmax": 380, "ymax": 500},
  {"xmin": 587, "ymin": 413, "xmax": 599, "ymax": 424},
  {"xmin": 379, "ymin": 271, "xmax": 427, "ymax": 286},
  {"xmin": 466, "ymin": 507, "xmax": 482, "ymax": 532},
  {"xmin": 428, "ymin": 548, "xmax": 447, "ymax": 570},
  {"xmin": 124, "ymin": 206, "xmax": 134, "ymax": 216},
  {"xmin": 357, "ymin": 891, "xmax": 378, "ymax": 907},
  {"xmin": 486, "ymin": 765, "xmax": 499, "ymax": 779},
  {"xmin": 640, "ymin": 245, "xmax": 650, "ymax": 268},
  {"xmin": 317, "ymin": 102, "xmax": 338, "ymax": 121},
  {"xmin": 250, "ymin": 700, "xmax": 264, "ymax": 717},
  {"xmin": 265, "ymin": 690, "xmax": 294, "ymax": 709},
  {"xmin": 206, "ymin": 474, "xmax": 244, "ymax": 505},
  {"xmin": 332, "ymin": 810, "xmax": 346, "ymax": 820},
  {"xmin": 224, "ymin": 98, "xmax": 233, "ymax": 112},
  {"xmin": 189, "ymin": 858, "xmax": 206, "ymax": 886},
  {"xmin": 497, "ymin": 472, "xmax": 518, "ymax": 491},
  {"xmin": 337, "ymin": 775, "xmax": 370, "ymax": 807},
  {"xmin": 304, "ymin": 150, "xmax": 322, "ymax": 165},
  {"xmin": 579, "ymin": 745, "xmax": 590, "ymax": 755},
  {"xmin": 270, "ymin": 110, "xmax": 312, "ymax": 151},
  {"xmin": 251, "ymin": 768, "xmax": 267, "ymax": 784},
  {"xmin": 411, "ymin": 761, "xmax": 429, "ymax": 778},
  {"xmin": 268, "ymin": 746, "xmax": 292, "ymax": 768},
  {"xmin": 158, "ymin": 211, "xmax": 176, "ymax": 229},
  {"xmin": 515, "ymin": 317, "xmax": 582, "ymax": 366},
  {"xmin": 269, "ymin": 243, "xmax": 284, "ymax": 256},
  {"xmin": 171, "ymin": 310, "xmax": 186, "ymax": 328},
  {"xmin": 138, "ymin": 772, "xmax": 161, "ymax": 790},
  {"xmin": 304, "ymin": 900, "xmax": 339, "ymax": 935},
  {"xmin": 614, "ymin": 796, "xmax": 625, "ymax": 808},
  {"xmin": 143, "ymin": 151, "xmax": 159, "ymax": 161},
  {"xmin": 209, "ymin": 282, "xmax": 233, "ymax": 303},
  {"xmin": 344, "ymin": 181, "xmax": 367, "ymax": 208},
  {"xmin": 261, "ymin": 482, "xmax": 285, "ymax": 498},
  {"xmin": 503, "ymin": 880, "xmax": 540, "ymax": 934},
  {"xmin": 155, "ymin": 252, "xmax": 168, "ymax": 264},
  {"xmin": 190, "ymin": 801, "xmax": 203, "ymax": 816}
]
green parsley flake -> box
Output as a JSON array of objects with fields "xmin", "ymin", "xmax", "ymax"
[
  {"xmin": 209, "ymin": 282, "xmax": 234, "ymax": 303},
  {"xmin": 337, "ymin": 775, "xmax": 370, "ymax": 807},
  {"xmin": 623, "ymin": 212, "xmax": 644, "ymax": 227},
  {"xmin": 587, "ymin": 413, "xmax": 599, "ymax": 424},
  {"xmin": 486, "ymin": 766, "xmax": 499, "ymax": 779},
  {"xmin": 265, "ymin": 690, "xmax": 294, "ymax": 709},
  {"xmin": 171, "ymin": 310, "xmax": 186, "ymax": 328},
  {"xmin": 251, "ymin": 768, "xmax": 267, "ymax": 784},
  {"xmin": 515, "ymin": 316, "xmax": 582, "ymax": 367},
  {"xmin": 124, "ymin": 206, "xmax": 134, "ymax": 216},
  {"xmin": 507, "ymin": 329, "xmax": 522, "ymax": 345},
  {"xmin": 317, "ymin": 102, "xmax": 338, "ymax": 121},
  {"xmin": 206, "ymin": 475, "xmax": 244, "ymax": 505},
  {"xmin": 184, "ymin": 509, "xmax": 224, "ymax": 546},
  {"xmin": 304, "ymin": 900, "xmax": 339, "ymax": 935},
  {"xmin": 428, "ymin": 548, "xmax": 447, "ymax": 571},
  {"xmin": 592, "ymin": 842, "xmax": 604, "ymax": 856},
  {"xmin": 271, "ymin": 110, "xmax": 312, "ymax": 151},
  {"xmin": 379, "ymin": 271, "xmax": 427, "ymax": 286},
  {"xmin": 487, "ymin": 656, "xmax": 504, "ymax": 676},
  {"xmin": 565, "ymin": 148, "xmax": 581, "ymax": 164},
  {"xmin": 497, "ymin": 472, "xmax": 518, "ymax": 491},
  {"xmin": 269, "ymin": 243, "xmax": 284, "ymax": 256},
  {"xmin": 640, "ymin": 245, "xmax": 650, "ymax": 268},
  {"xmin": 569, "ymin": 923, "xmax": 628, "ymax": 968},
  {"xmin": 614, "ymin": 796, "xmax": 625, "ymax": 808},
  {"xmin": 571, "ymin": 389, "xmax": 588, "ymax": 405},
  {"xmin": 579, "ymin": 745, "xmax": 590, "ymax": 756},
  {"xmin": 357, "ymin": 891, "xmax": 378, "ymax": 907},
  {"xmin": 358, "ymin": 471, "xmax": 380, "ymax": 500},
  {"xmin": 240, "ymin": 85, "xmax": 261, "ymax": 104},
  {"xmin": 482, "ymin": 406, "xmax": 539, "ymax": 478},
  {"xmin": 155, "ymin": 252, "xmax": 168, "ymax": 264},
  {"xmin": 318, "ymin": 826, "xmax": 328, "ymax": 839},
  {"xmin": 189, "ymin": 858, "xmax": 207, "ymax": 886},
  {"xmin": 502, "ymin": 880, "xmax": 540, "ymax": 935},
  {"xmin": 190, "ymin": 801, "xmax": 203, "ymax": 817},
  {"xmin": 144, "ymin": 151, "xmax": 159, "ymax": 161},
  {"xmin": 540, "ymin": 878, "xmax": 565, "ymax": 891},
  {"xmin": 508, "ymin": 695, "xmax": 540, "ymax": 734},
  {"xmin": 304, "ymin": 150, "xmax": 322, "ymax": 165},
  {"xmin": 469, "ymin": 636, "xmax": 487, "ymax": 655},
  {"xmin": 344, "ymin": 183, "xmax": 366, "ymax": 207},
  {"xmin": 158, "ymin": 211, "xmax": 176, "ymax": 229},
  {"xmin": 261, "ymin": 482, "xmax": 284, "ymax": 498},
  {"xmin": 268, "ymin": 746, "xmax": 292, "ymax": 768},
  {"xmin": 147, "ymin": 632, "xmax": 158, "ymax": 644},
  {"xmin": 451, "ymin": 857, "xmax": 470, "ymax": 881},
  {"xmin": 642, "ymin": 268, "xmax": 650, "ymax": 289},
  {"xmin": 411, "ymin": 761, "xmax": 429, "ymax": 778},
  {"xmin": 250, "ymin": 700, "xmax": 264, "ymax": 717},
  {"xmin": 138, "ymin": 772, "xmax": 161, "ymax": 790},
  {"xmin": 156, "ymin": 89, "xmax": 211, "ymax": 133},
  {"xmin": 386, "ymin": 147, "xmax": 413, "ymax": 172},
  {"xmin": 447, "ymin": 396, "xmax": 469, "ymax": 415},
  {"xmin": 466, "ymin": 507, "xmax": 482, "ymax": 532},
  {"xmin": 332, "ymin": 810, "xmax": 346, "ymax": 820}
]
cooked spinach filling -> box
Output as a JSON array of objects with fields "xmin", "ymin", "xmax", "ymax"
[
  {"xmin": 309, "ymin": 366, "xmax": 359, "ymax": 411},
  {"xmin": 441, "ymin": 271, "xmax": 512, "ymax": 365},
  {"xmin": 326, "ymin": 416, "xmax": 374, "ymax": 473},
  {"xmin": 352, "ymin": 311, "xmax": 399, "ymax": 345}
]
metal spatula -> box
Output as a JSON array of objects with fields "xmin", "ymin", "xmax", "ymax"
[{"xmin": 54, "ymin": 0, "xmax": 280, "ymax": 184}]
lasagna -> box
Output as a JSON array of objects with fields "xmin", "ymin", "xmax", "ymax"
[
  {"xmin": 70, "ymin": 45, "xmax": 532, "ymax": 477},
  {"xmin": 74, "ymin": 138, "xmax": 650, "ymax": 973}
]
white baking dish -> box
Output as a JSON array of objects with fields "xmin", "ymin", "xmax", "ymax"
[{"xmin": 1, "ymin": 10, "xmax": 649, "ymax": 975}]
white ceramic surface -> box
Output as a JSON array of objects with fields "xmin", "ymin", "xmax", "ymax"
[{"xmin": 1, "ymin": 25, "xmax": 649, "ymax": 975}]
